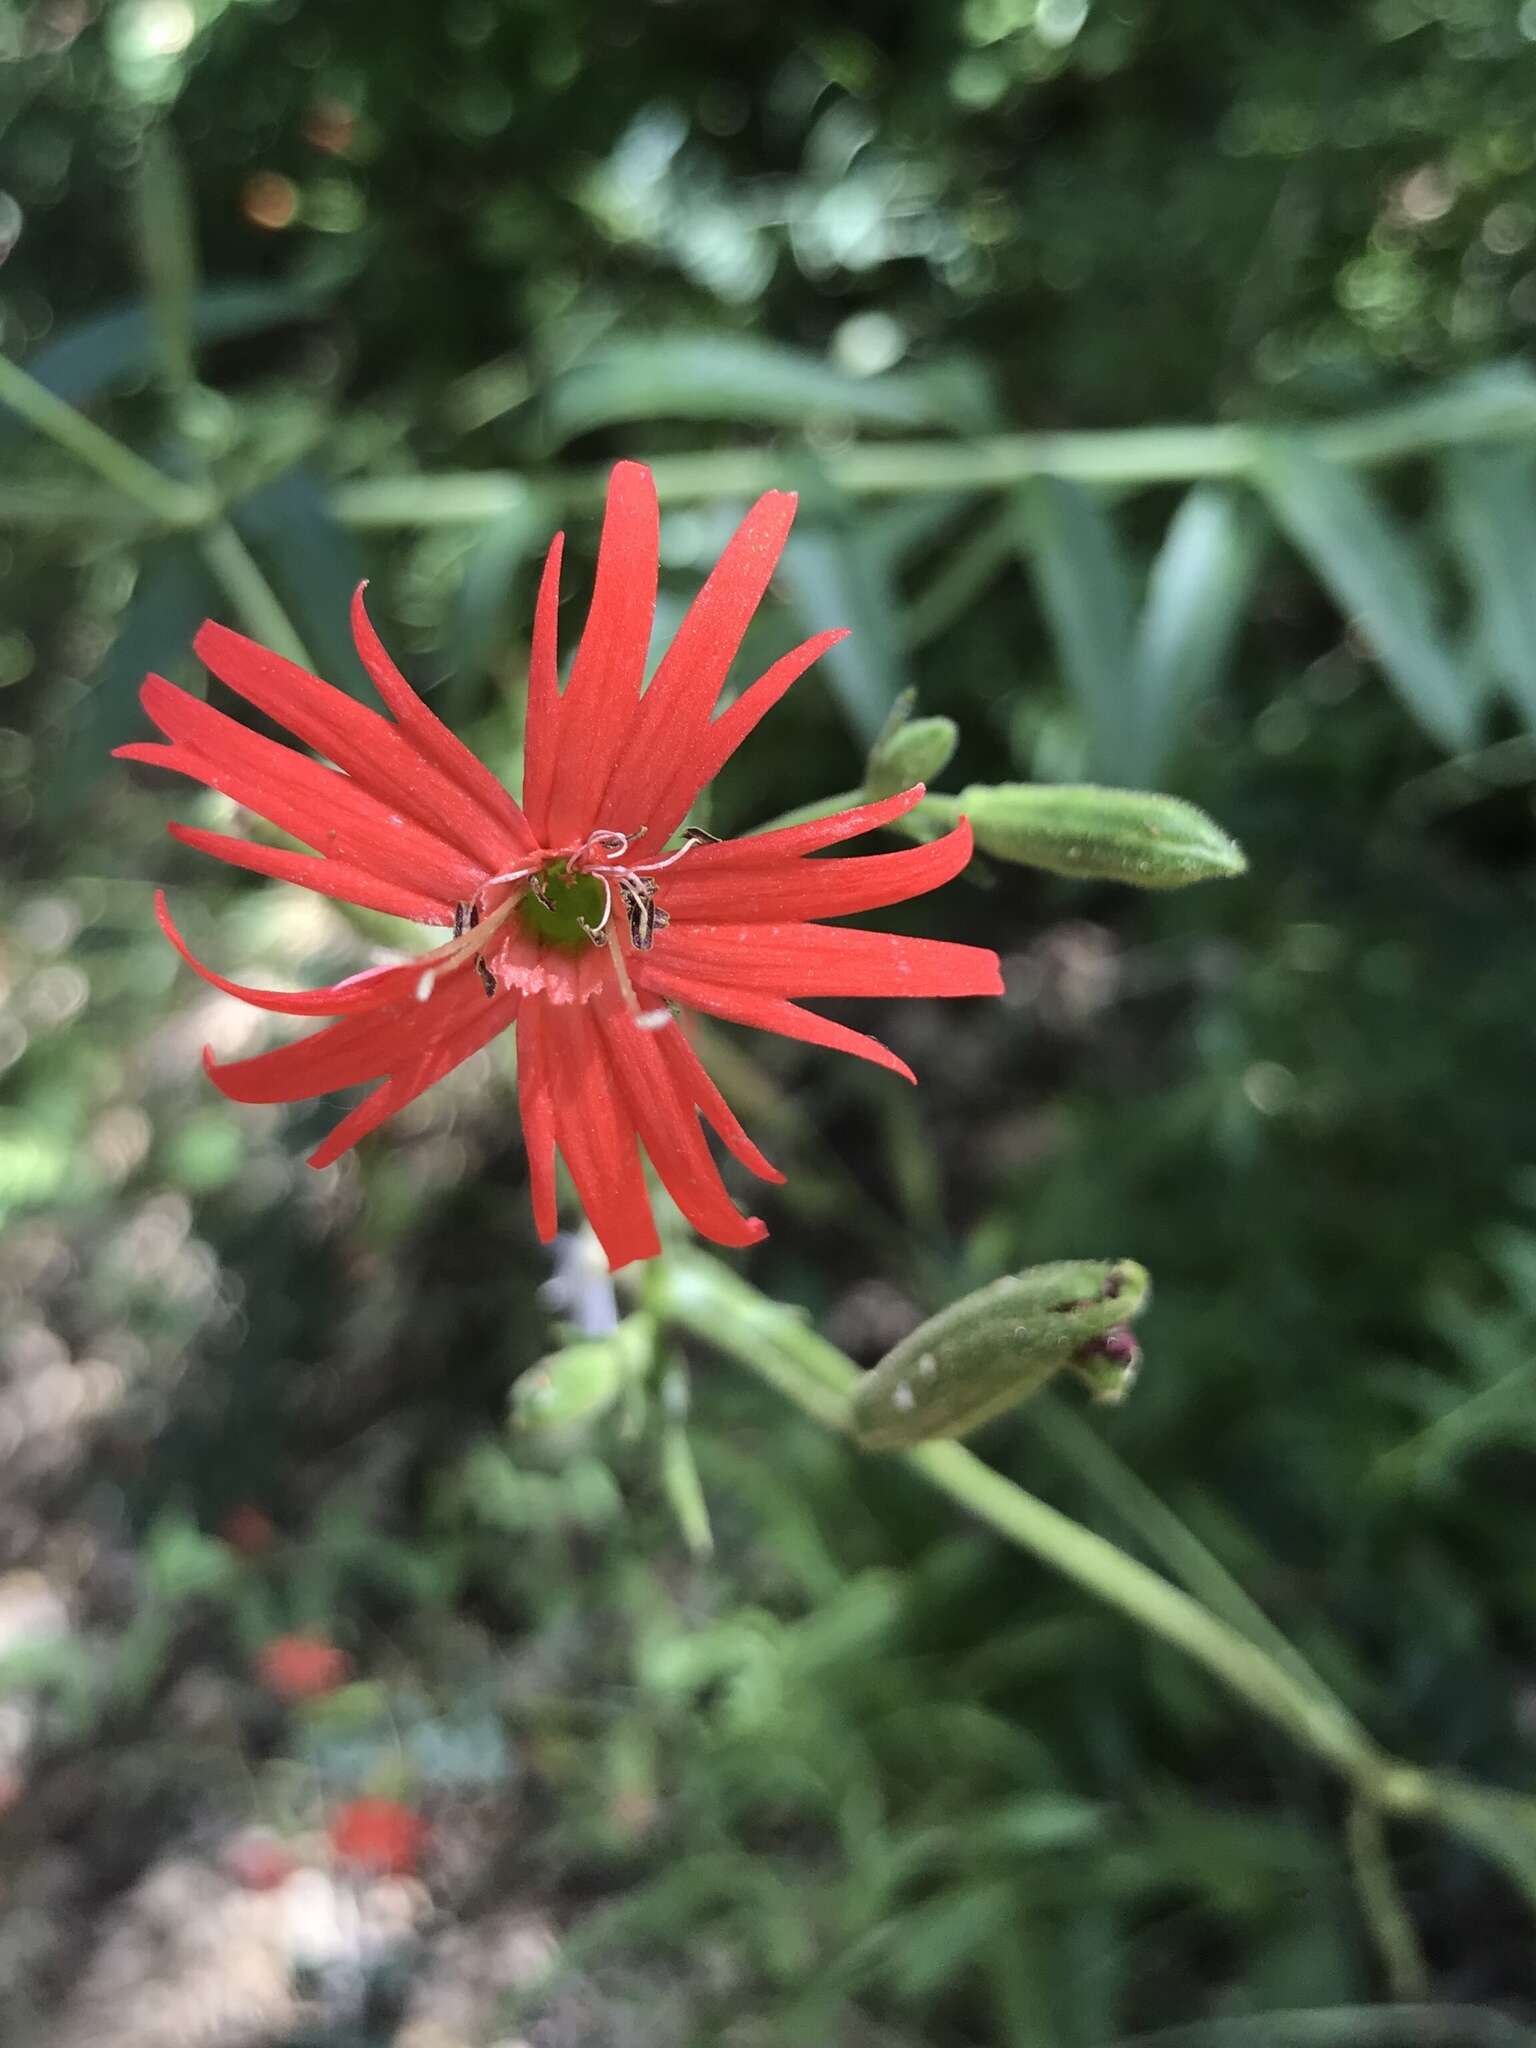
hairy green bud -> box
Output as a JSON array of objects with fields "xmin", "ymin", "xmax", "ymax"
[
  {"xmin": 510, "ymin": 1314, "xmax": 654, "ymax": 1434},
  {"xmin": 851, "ymin": 1259, "xmax": 1150, "ymax": 1451},
  {"xmin": 866, "ymin": 695, "xmax": 960, "ymax": 798},
  {"xmin": 957, "ymin": 784, "xmax": 1246, "ymax": 889}
]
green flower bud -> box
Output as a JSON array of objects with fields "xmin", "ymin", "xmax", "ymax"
[
  {"xmin": 851, "ymin": 1259, "xmax": 1150, "ymax": 1451},
  {"xmin": 957, "ymin": 784, "xmax": 1246, "ymax": 889},
  {"xmin": 866, "ymin": 700, "xmax": 960, "ymax": 799},
  {"xmin": 510, "ymin": 1314, "xmax": 654, "ymax": 1434}
]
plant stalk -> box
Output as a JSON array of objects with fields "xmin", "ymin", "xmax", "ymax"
[{"xmin": 0, "ymin": 352, "xmax": 209, "ymax": 527}]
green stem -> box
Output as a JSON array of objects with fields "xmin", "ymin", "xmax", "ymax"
[
  {"xmin": 1029, "ymin": 1390, "xmax": 1347, "ymax": 1714},
  {"xmin": 0, "ymin": 485, "xmax": 159, "ymax": 528},
  {"xmin": 135, "ymin": 128, "xmax": 199, "ymax": 404},
  {"xmin": 1346, "ymin": 1796, "xmax": 1430, "ymax": 2001},
  {"xmin": 327, "ymin": 374, "xmax": 1536, "ymax": 528},
  {"xmin": 197, "ymin": 522, "xmax": 317, "ymax": 670},
  {"xmin": 0, "ymin": 351, "xmax": 208, "ymax": 527},
  {"xmin": 1117, "ymin": 2009, "xmax": 1532, "ymax": 2048},
  {"xmin": 655, "ymin": 1250, "xmax": 1425, "ymax": 1814},
  {"xmin": 905, "ymin": 1438, "xmax": 1387, "ymax": 1791}
]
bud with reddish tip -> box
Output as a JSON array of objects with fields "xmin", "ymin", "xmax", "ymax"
[
  {"xmin": 1071, "ymin": 1325, "xmax": 1142, "ymax": 1405},
  {"xmin": 851, "ymin": 1258, "xmax": 1151, "ymax": 1451}
]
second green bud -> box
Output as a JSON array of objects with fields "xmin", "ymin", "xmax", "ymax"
[{"xmin": 851, "ymin": 1259, "xmax": 1150, "ymax": 1451}]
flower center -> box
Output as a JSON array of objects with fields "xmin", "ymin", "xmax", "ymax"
[{"xmin": 517, "ymin": 859, "xmax": 610, "ymax": 952}]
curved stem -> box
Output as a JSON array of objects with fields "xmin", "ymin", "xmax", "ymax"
[
  {"xmin": 1347, "ymin": 1796, "xmax": 1430, "ymax": 2001},
  {"xmin": 328, "ymin": 372, "xmax": 1536, "ymax": 527},
  {"xmin": 196, "ymin": 521, "xmax": 317, "ymax": 671},
  {"xmin": 0, "ymin": 351, "xmax": 208, "ymax": 527},
  {"xmin": 655, "ymin": 1250, "xmax": 1410, "ymax": 1799}
]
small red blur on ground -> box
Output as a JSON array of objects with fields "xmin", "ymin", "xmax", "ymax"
[{"xmin": 327, "ymin": 1797, "xmax": 429, "ymax": 1876}]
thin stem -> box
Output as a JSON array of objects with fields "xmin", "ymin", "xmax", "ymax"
[
  {"xmin": 1346, "ymin": 1796, "xmax": 1430, "ymax": 2002},
  {"xmin": 135, "ymin": 128, "xmax": 198, "ymax": 404},
  {"xmin": 655, "ymin": 1251, "xmax": 1407, "ymax": 1800},
  {"xmin": 1029, "ymin": 1390, "xmax": 1348, "ymax": 1715},
  {"xmin": 905, "ymin": 1436, "xmax": 1388, "ymax": 1791},
  {"xmin": 327, "ymin": 372, "xmax": 1536, "ymax": 528},
  {"xmin": 0, "ymin": 485, "xmax": 159, "ymax": 528},
  {"xmin": 0, "ymin": 351, "xmax": 208, "ymax": 527},
  {"xmin": 1117, "ymin": 2009, "xmax": 1532, "ymax": 2048},
  {"xmin": 197, "ymin": 521, "xmax": 317, "ymax": 671}
]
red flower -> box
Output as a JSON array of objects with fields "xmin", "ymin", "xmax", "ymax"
[
  {"xmin": 327, "ymin": 1796, "xmax": 428, "ymax": 1876},
  {"xmin": 255, "ymin": 1633, "xmax": 350, "ymax": 1700},
  {"xmin": 118, "ymin": 462, "xmax": 1002, "ymax": 1268}
]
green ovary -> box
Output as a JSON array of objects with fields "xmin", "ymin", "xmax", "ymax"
[{"xmin": 518, "ymin": 861, "xmax": 609, "ymax": 951}]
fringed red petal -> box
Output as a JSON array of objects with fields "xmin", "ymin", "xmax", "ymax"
[
  {"xmin": 539, "ymin": 999, "xmax": 661, "ymax": 1270},
  {"xmin": 542, "ymin": 462, "xmax": 658, "ymax": 846},
  {"xmin": 166, "ymin": 824, "xmax": 455, "ymax": 926},
  {"xmin": 647, "ymin": 919, "xmax": 1004, "ymax": 1001},
  {"xmin": 594, "ymin": 1005, "xmax": 766, "ymax": 1249},
  {"xmin": 600, "ymin": 490, "xmax": 797, "ymax": 845},
  {"xmin": 348, "ymin": 585, "xmax": 535, "ymax": 854},
  {"xmin": 635, "ymin": 966, "xmax": 917, "ymax": 1083},
  {"xmin": 661, "ymin": 819, "xmax": 974, "ymax": 923}
]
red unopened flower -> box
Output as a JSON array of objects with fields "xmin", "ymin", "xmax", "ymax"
[
  {"xmin": 255, "ymin": 1632, "xmax": 350, "ymax": 1700},
  {"xmin": 327, "ymin": 1796, "xmax": 428, "ymax": 1876},
  {"xmin": 118, "ymin": 462, "xmax": 1002, "ymax": 1268}
]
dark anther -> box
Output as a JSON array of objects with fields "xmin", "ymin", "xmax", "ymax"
[
  {"xmin": 476, "ymin": 956, "xmax": 496, "ymax": 998},
  {"xmin": 621, "ymin": 877, "xmax": 658, "ymax": 951},
  {"xmin": 454, "ymin": 901, "xmax": 470, "ymax": 938}
]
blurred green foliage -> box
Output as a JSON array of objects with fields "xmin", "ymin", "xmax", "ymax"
[{"xmin": 3, "ymin": 1, "xmax": 1536, "ymax": 2043}]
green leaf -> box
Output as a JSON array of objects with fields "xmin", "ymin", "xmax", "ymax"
[
  {"xmin": 1130, "ymin": 486, "xmax": 1262, "ymax": 784},
  {"xmin": 440, "ymin": 487, "xmax": 545, "ymax": 704},
  {"xmin": 1255, "ymin": 438, "xmax": 1476, "ymax": 753},
  {"xmin": 534, "ymin": 334, "xmax": 994, "ymax": 447},
  {"xmin": 1436, "ymin": 1779, "xmax": 1536, "ymax": 1919},
  {"xmin": 777, "ymin": 508, "xmax": 909, "ymax": 744},
  {"xmin": 1014, "ymin": 476, "xmax": 1137, "ymax": 780},
  {"xmin": 0, "ymin": 281, "xmax": 326, "ymax": 447},
  {"xmin": 229, "ymin": 467, "xmax": 368, "ymax": 694},
  {"xmin": 46, "ymin": 535, "xmax": 218, "ymax": 820},
  {"xmin": 1441, "ymin": 446, "xmax": 1536, "ymax": 732}
]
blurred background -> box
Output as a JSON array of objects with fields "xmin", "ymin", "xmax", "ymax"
[{"xmin": 4, "ymin": 1, "xmax": 1536, "ymax": 2042}]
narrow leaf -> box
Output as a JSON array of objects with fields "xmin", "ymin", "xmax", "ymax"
[
  {"xmin": 1255, "ymin": 438, "xmax": 1475, "ymax": 753},
  {"xmin": 0, "ymin": 282, "xmax": 326, "ymax": 446},
  {"xmin": 229, "ymin": 468, "xmax": 368, "ymax": 694},
  {"xmin": 1130, "ymin": 486, "xmax": 1262, "ymax": 784},
  {"xmin": 1442, "ymin": 446, "xmax": 1536, "ymax": 731},
  {"xmin": 47, "ymin": 536, "xmax": 217, "ymax": 819},
  {"xmin": 1014, "ymin": 477, "xmax": 1137, "ymax": 780},
  {"xmin": 440, "ymin": 489, "xmax": 544, "ymax": 708},
  {"xmin": 777, "ymin": 515, "xmax": 908, "ymax": 744},
  {"xmin": 536, "ymin": 335, "xmax": 994, "ymax": 447}
]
